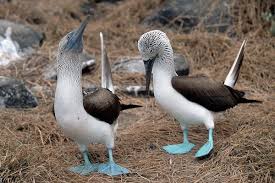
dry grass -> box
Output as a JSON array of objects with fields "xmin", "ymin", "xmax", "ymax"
[{"xmin": 0, "ymin": 0, "xmax": 274, "ymax": 182}]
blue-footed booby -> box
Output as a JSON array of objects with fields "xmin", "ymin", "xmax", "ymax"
[
  {"xmin": 137, "ymin": 30, "xmax": 261, "ymax": 158},
  {"xmin": 54, "ymin": 17, "xmax": 139, "ymax": 176}
]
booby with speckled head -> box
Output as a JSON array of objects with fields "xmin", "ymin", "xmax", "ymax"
[
  {"xmin": 138, "ymin": 30, "xmax": 261, "ymax": 158},
  {"xmin": 54, "ymin": 17, "xmax": 139, "ymax": 176}
]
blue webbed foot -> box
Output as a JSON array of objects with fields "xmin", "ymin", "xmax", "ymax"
[
  {"xmin": 68, "ymin": 163, "xmax": 98, "ymax": 175},
  {"xmin": 163, "ymin": 142, "xmax": 195, "ymax": 154},
  {"xmin": 195, "ymin": 140, "xmax": 213, "ymax": 158},
  {"xmin": 98, "ymin": 161, "xmax": 129, "ymax": 176},
  {"xmin": 98, "ymin": 148, "xmax": 129, "ymax": 176},
  {"xmin": 163, "ymin": 128, "xmax": 195, "ymax": 154},
  {"xmin": 195, "ymin": 128, "xmax": 214, "ymax": 158},
  {"xmin": 68, "ymin": 150, "xmax": 98, "ymax": 175}
]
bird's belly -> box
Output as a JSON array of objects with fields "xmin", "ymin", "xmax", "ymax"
[
  {"xmin": 54, "ymin": 77, "xmax": 115, "ymax": 147},
  {"xmin": 55, "ymin": 111, "xmax": 114, "ymax": 147},
  {"xmin": 154, "ymin": 87, "xmax": 211, "ymax": 125}
]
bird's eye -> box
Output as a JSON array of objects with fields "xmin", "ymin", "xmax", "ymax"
[{"xmin": 67, "ymin": 33, "xmax": 73, "ymax": 40}]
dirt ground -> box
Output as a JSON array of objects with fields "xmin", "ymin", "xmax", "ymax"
[{"xmin": 0, "ymin": 0, "xmax": 274, "ymax": 182}]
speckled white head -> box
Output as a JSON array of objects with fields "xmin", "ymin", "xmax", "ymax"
[
  {"xmin": 138, "ymin": 30, "xmax": 171, "ymax": 61},
  {"xmin": 138, "ymin": 30, "xmax": 175, "ymax": 94}
]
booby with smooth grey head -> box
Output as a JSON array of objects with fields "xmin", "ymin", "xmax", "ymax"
[
  {"xmin": 138, "ymin": 30, "xmax": 261, "ymax": 158},
  {"xmin": 54, "ymin": 17, "xmax": 138, "ymax": 176}
]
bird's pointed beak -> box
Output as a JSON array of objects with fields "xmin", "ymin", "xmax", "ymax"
[
  {"xmin": 143, "ymin": 58, "xmax": 155, "ymax": 96},
  {"xmin": 65, "ymin": 16, "xmax": 90, "ymax": 51}
]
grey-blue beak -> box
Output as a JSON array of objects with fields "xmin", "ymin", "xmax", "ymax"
[
  {"xmin": 143, "ymin": 58, "xmax": 155, "ymax": 96},
  {"xmin": 65, "ymin": 16, "xmax": 90, "ymax": 51}
]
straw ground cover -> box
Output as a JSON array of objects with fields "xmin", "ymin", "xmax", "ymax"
[{"xmin": 0, "ymin": 0, "xmax": 274, "ymax": 182}]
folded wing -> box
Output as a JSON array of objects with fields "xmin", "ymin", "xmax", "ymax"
[{"xmin": 172, "ymin": 76, "xmax": 244, "ymax": 112}]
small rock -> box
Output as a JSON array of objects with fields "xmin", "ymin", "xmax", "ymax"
[
  {"xmin": 271, "ymin": 20, "xmax": 275, "ymax": 36},
  {"xmin": 43, "ymin": 51, "xmax": 96, "ymax": 80},
  {"xmin": 174, "ymin": 54, "xmax": 189, "ymax": 76},
  {"xmin": 121, "ymin": 85, "xmax": 154, "ymax": 97},
  {"xmin": 83, "ymin": 85, "xmax": 122, "ymax": 95},
  {"xmin": 0, "ymin": 76, "xmax": 38, "ymax": 108},
  {"xmin": 80, "ymin": 1, "xmax": 97, "ymax": 16},
  {"xmin": 149, "ymin": 143, "xmax": 157, "ymax": 150},
  {"xmin": 0, "ymin": 27, "xmax": 22, "ymax": 66},
  {"xmin": 83, "ymin": 84, "xmax": 98, "ymax": 95},
  {"xmin": 83, "ymin": 84, "xmax": 153, "ymax": 98},
  {"xmin": 0, "ymin": 20, "xmax": 44, "ymax": 50},
  {"xmin": 81, "ymin": 0, "xmax": 122, "ymax": 16},
  {"xmin": 80, "ymin": 53, "xmax": 96, "ymax": 73},
  {"xmin": 0, "ymin": 0, "xmax": 11, "ymax": 3},
  {"xmin": 112, "ymin": 54, "xmax": 189, "ymax": 75},
  {"xmin": 112, "ymin": 57, "xmax": 144, "ymax": 73},
  {"xmin": 144, "ymin": 0, "xmax": 232, "ymax": 33},
  {"xmin": 0, "ymin": 20, "xmax": 44, "ymax": 66}
]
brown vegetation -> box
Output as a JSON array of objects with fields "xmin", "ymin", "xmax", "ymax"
[{"xmin": 0, "ymin": 0, "xmax": 274, "ymax": 182}]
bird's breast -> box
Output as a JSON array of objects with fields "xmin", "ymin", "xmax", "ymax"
[{"xmin": 153, "ymin": 74, "xmax": 212, "ymax": 124}]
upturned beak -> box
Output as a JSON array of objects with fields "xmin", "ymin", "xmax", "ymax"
[
  {"xmin": 143, "ymin": 58, "xmax": 155, "ymax": 96},
  {"xmin": 65, "ymin": 16, "xmax": 90, "ymax": 51}
]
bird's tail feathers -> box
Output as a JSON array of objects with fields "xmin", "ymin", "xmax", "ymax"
[
  {"xmin": 100, "ymin": 32, "xmax": 114, "ymax": 93},
  {"xmin": 226, "ymin": 86, "xmax": 262, "ymax": 104},
  {"xmin": 224, "ymin": 40, "xmax": 247, "ymax": 88},
  {"xmin": 239, "ymin": 98, "xmax": 262, "ymax": 104},
  {"xmin": 121, "ymin": 104, "xmax": 142, "ymax": 111}
]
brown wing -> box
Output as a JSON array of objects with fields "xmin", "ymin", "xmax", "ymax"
[
  {"xmin": 171, "ymin": 76, "xmax": 243, "ymax": 112},
  {"xmin": 83, "ymin": 88, "xmax": 121, "ymax": 124}
]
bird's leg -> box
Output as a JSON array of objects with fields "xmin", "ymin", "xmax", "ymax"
[
  {"xmin": 68, "ymin": 145, "xmax": 98, "ymax": 175},
  {"xmin": 163, "ymin": 128, "xmax": 195, "ymax": 154},
  {"xmin": 195, "ymin": 128, "xmax": 214, "ymax": 158},
  {"xmin": 98, "ymin": 148, "xmax": 129, "ymax": 176}
]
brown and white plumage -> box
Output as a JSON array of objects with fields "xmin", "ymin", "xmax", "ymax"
[
  {"xmin": 138, "ymin": 30, "xmax": 261, "ymax": 158},
  {"xmin": 54, "ymin": 18, "xmax": 133, "ymax": 176},
  {"xmin": 53, "ymin": 32, "xmax": 141, "ymax": 124},
  {"xmin": 172, "ymin": 75, "xmax": 260, "ymax": 112},
  {"xmin": 170, "ymin": 39, "xmax": 260, "ymax": 113},
  {"xmin": 83, "ymin": 88, "xmax": 141, "ymax": 124}
]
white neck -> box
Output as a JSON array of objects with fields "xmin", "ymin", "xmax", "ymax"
[
  {"xmin": 152, "ymin": 41, "xmax": 177, "ymax": 90},
  {"xmin": 55, "ymin": 54, "xmax": 84, "ymax": 113}
]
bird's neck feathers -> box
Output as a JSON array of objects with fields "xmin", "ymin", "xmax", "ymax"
[
  {"xmin": 152, "ymin": 39, "xmax": 176, "ymax": 79},
  {"xmin": 55, "ymin": 52, "xmax": 83, "ymax": 109},
  {"xmin": 57, "ymin": 52, "xmax": 82, "ymax": 78}
]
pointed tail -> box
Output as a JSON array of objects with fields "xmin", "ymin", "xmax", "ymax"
[
  {"xmin": 100, "ymin": 32, "xmax": 114, "ymax": 93},
  {"xmin": 121, "ymin": 104, "xmax": 142, "ymax": 111},
  {"xmin": 227, "ymin": 86, "xmax": 262, "ymax": 104},
  {"xmin": 224, "ymin": 40, "xmax": 247, "ymax": 88},
  {"xmin": 239, "ymin": 98, "xmax": 262, "ymax": 104}
]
